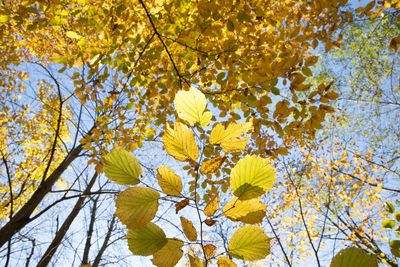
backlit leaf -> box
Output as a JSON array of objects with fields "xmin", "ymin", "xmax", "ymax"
[
  {"xmin": 66, "ymin": 31, "xmax": 82, "ymax": 39},
  {"xmin": 157, "ymin": 166, "xmax": 182, "ymax": 196},
  {"xmin": 382, "ymin": 219, "xmax": 396, "ymax": 229},
  {"xmin": 174, "ymin": 87, "xmax": 212, "ymax": 127},
  {"xmin": 223, "ymin": 197, "xmax": 266, "ymax": 224},
  {"xmin": 200, "ymin": 156, "xmax": 227, "ymax": 174},
  {"xmin": 180, "ymin": 217, "xmax": 197, "ymax": 241},
  {"xmin": 152, "ymin": 238, "xmax": 184, "ymax": 267},
  {"xmin": 217, "ymin": 256, "xmax": 237, "ymax": 267},
  {"xmin": 228, "ymin": 225, "xmax": 271, "ymax": 261},
  {"xmin": 210, "ymin": 119, "xmax": 253, "ymax": 153},
  {"xmin": 204, "ymin": 244, "xmax": 216, "ymax": 256},
  {"xmin": 204, "ymin": 194, "xmax": 219, "ymax": 217},
  {"xmin": 126, "ymin": 223, "xmax": 167, "ymax": 256},
  {"xmin": 176, "ymin": 198, "xmax": 190, "ymax": 214},
  {"xmin": 330, "ymin": 247, "xmax": 378, "ymax": 267},
  {"xmin": 103, "ymin": 149, "xmax": 142, "ymax": 185},
  {"xmin": 230, "ymin": 155, "xmax": 276, "ymax": 200},
  {"xmin": 163, "ymin": 122, "xmax": 199, "ymax": 162},
  {"xmin": 115, "ymin": 187, "xmax": 159, "ymax": 229},
  {"xmin": 189, "ymin": 255, "xmax": 202, "ymax": 267}
]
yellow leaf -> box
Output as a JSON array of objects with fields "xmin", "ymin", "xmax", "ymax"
[
  {"xmin": 127, "ymin": 223, "xmax": 167, "ymax": 256},
  {"xmin": 174, "ymin": 87, "xmax": 212, "ymax": 127},
  {"xmin": 210, "ymin": 119, "xmax": 253, "ymax": 153},
  {"xmin": 223, "ymin": 197, "xmax": 266, "ymax": 224},
  {"xmin": 180, "ymin": 217, "xmax": 197, "ymax": 241},
  {"xmin": 115, "ymin": 187, "xmax": 159, "ymax": 229},
  {"xmin": 152, "ymin": 238, "xmax": 184, "ymax": 267},
  {"xmin": 217, "ymin": 256, "xmax": 237, "ymax": 267},
  {"xmin": 157, "ymin": 166, "xmax": 182, "ymax": 196},
  {"xmin": 189, "ymin": 255, "xmax": 202, "ymax": 267},
  {"xmin": 230, "ymin": 155, "xmax": 276, "ymax": 200},
  {"xmin": 204, "ymin": 194, "xmax": 219, "ymax": 217},
  {"xmin": 204, "ymin": 244, "xmax": 216, "ymax": 256},
  {"xmin": 163, "ymin": 122, "xmax": 199, "ymax": 162},
  {"xmin": 228, "ymin": 225, "xmax": 271, "ymax": 261},
  {"xmin": 200, "ymin": 156, "xmax": 227, "ymax": 174},
  {"xmin": 103, "ymin": 149, "xmax": 142, "ymax": 185},
  {"xmin": 66, "ymin": 31, "xmax": 82, "ymax": 39}
]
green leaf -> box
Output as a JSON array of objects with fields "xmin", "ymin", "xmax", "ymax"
[
  {"xmin": 330, "ymin": 247, "xmax": 377, "ymax": 267},
  {"xmin": 390, "ymin": 240, "xmax": 400, "ymax": 249},
  {"xmin": 174, "ymin": 87, "xmax": 212, "ymax": 127},
  {"xmin": 157, "ymin": 166, "xmax": 182, "ymax": 196},
  {"xmin": 127, "ymin": 223, "xmax": 167, "ymax": 256},
  {"xmin": 228, "ymin": 225, "xmax": 271, "ymax": 261},
  {"xmin": 382, "ymin": 219, "xmax": 396, "ymax": 229},
  {"xmin": 223, "ymin": 197, "xmax": 266, "ymax": 224},
  {"xmin": 103, "ymin": 149, "xmax": 142, "ymax": 185},
  {"xmin": 152, "ymin": 238, "xmax": 184, "ymax": 267},
  {"xmin": 115, "ymin": 187, "xmax": 159, "ymax": 229},
  {"xmin": 230, "ymin": 155, "xmax": 276, "ymax": 200},
  {"xmin": 163, "ymin": 122, "xmax": 199, "ymax": 162},
  {"xmin": 385, "ymin": 202, "xmax": 395, "ymax": 213}
]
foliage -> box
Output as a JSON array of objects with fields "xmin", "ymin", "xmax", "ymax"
[{"xmin": 103, "ymin": 89, "xmax": 276, "ymax": 265}]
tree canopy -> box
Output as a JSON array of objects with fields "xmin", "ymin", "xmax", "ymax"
[{"xmin": 1, "ymin": 0, "xmax": 400, "ymax": 266}]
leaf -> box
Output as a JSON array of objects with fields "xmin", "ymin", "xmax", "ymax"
[
  {"xmin": 189, "ymin": 255, "xmax": 202, "ymax": 267},
  {"xmin": 382, "ymin": 219, "xmax": 396, "ymax": 229},
  {"xmin": 152, "ymin": 238, "xmax": 184, "ymax": 267},
  {"xmin": 204, "ymin": 194, "xmax": 219, "ymax": 217},
  {"xmin": 205, "ymin": 219, "xmax": 217, "ymax": 226},
  {"xmin": 174, "ymin": 87, "xmax": 212, "ymax": 127},
  {"xmin": 385, "ymin": 202, "xmax": 395, "ymax": 213},
  {"xmin": 163, "ymin": 122, "xmax": 199, "ymax": 162},
  {"xmin": 204, "ymin": 244, "xmax": 216, "ymax": 256},
  {"xmin": 230, "ymin": 155, "xmax": 276, "ymax": 200},
  {"xmin": 103, "ymin": 149, "xmax": 142, "ymax": 185},
  {"xmin": 210, "ymin": 119, "xmax": 253, "ymax": 153},
  {"xmin": 390, "ymin": 240, "xmax": 400, "ymax": 249},
  {"xmin": 223, "ymin": 197, "xmax": 266, "ymax": 224},
  {"xmin": 395, "ymin": 212, "xmax": 400, "ymax": 222},
  {"xmin": 0, "ymin": 15, "xmax": 9, "ymax": 23},
  {"xmin": 176, "ymin": 198, "xmax": 190, "ymax": 214},
  {"xmin": 200, "ymin": 156, "xmax": 227, "ymax": 174},
  {"xmin": 228, "ymin": 225, "xmax": 271, "ymax": 261},
  {"xmin": 115, "ymin": 187, "xmax": 159, "ymax": 229},
  {"xmin": 217, "ymin": 256, "xmax": 237, "ymax": 267},
  {"xmin": 126, "ymin": 223, "xmax": 167, "ymax": 256},
  {"xmin": 157, "ymin": 166, "xmax": 182, "ymax": 196},
  {"xmin": 180, "ymin": 217, "xmax": 197, "ymax": 241},
  {"xmin": 66, "ymin": 31, "xmax": 82, "ymax": 39},
  {"xmin": 330, "ymin": 247, "xmax": 378, "ymax": 267}
]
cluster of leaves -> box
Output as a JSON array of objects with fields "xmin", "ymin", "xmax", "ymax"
[
  {"xmin": 383, "ymin": 202, "xmax": 400, "ymax": 258},
  {"xmin": 102, "ymin": 88, "xmax": 277, "ymax": 266}
]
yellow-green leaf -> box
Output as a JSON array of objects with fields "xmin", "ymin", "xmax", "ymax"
[
  {"xmin": 330, "ymin": 247, "xmax": 378, "ymax": 267},
  {"xmin": 115, "ymin": 187, "xmax": 159, "ymax": 229},
  {"xmin": 217, "ymin": 256, "xmax": 237, "ymax": 267},
  {"xmin": 163, "ymin": 122, "xmax": 199, "ymax": 162},
  {"xmin": 66, "ymin": 31, "xmax": 82, "ymax": 39},
  {"xmin": 230, "ymin": 155, "xmax": 276, "ymax": 200},
  {"xmin": 223, "ymin": 197, "xmax": 266, "ymax": 224},
  {"xmin": 0, "ymin": 15, "xmax": 9, "ymax": 23},
  {"xmin": 189, "ymin": 255, "xmax": 202, "ymax": 267},
  {"xmin": 174, "ymin": 87, "xmax": 212, "ymax": 127},
  {"xmin": 200, "ymin": 156, "xmax": 227, "ymax": 174},
  {"xmin": 228, "ymin": 225, "xmax": 271, "ymax": 261},
  {"xmin": 103, "ymin": 149, "xmax": 142, "ymax": 185},
  {"xmin": 157, "ymin": 166, "xmax": 182, "ymax": 196},
  {"xmin": 204, "ymin": 194, "xmax": 219, "ymax": 217},
  {"xmin": 210, "ymin": 119, "xmax": 253, "ymax": 153},
  {"xmin": 152, "ymin": 238, "xmax": 184, "ymax": 267},
  {"xmin": 126, "ymin": 223, "xmax": 167, "ymax": 256},
  {"xmin": 180, "ymin": 217, "xmax": 197, "ymax": 241}
]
